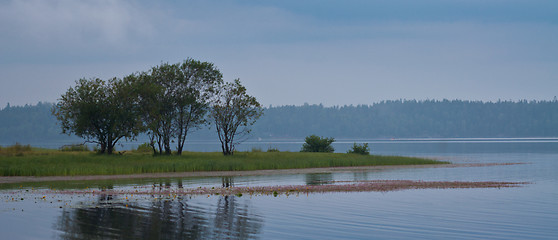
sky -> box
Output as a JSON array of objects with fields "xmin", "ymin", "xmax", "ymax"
[{"xmin": 1, "ymin": 0, "xmax": 557, "ymax": 107}]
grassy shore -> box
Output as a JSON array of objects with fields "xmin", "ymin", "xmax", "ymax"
[{"xmin": 0, "ymin": 148, "xmax": 448, "ymax": 177}]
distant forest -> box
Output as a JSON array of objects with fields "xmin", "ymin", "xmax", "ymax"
[{"xmin": 1, "ymin": 100, "xmax": 557, "ymax": 144}]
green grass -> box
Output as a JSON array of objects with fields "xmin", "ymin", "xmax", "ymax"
[{"xmin": 0, "ymin": 150, "xmax": 448, "ymax": 177}]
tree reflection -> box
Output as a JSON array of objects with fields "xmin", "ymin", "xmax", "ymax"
[
  {"xmin": 352, "ymin": 171, "xmax": 369, "ymax": 181},
  {"xmin": 305, "ymin": 173, "xmax": 333, "ymax": 185},
  {"xmin": 222, "ymin": 177, "xmax": 234, "ymax": 188},
  {"xmin": 210, "ymin": 196, "xmax": 263, "ymax": 239},
  {"xmin": 57, "ymin": 191, "xmax": 263, "ymax": 239}
]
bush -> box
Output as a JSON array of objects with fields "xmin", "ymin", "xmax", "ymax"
[
  {"xmin": 0, "ymin": 143, "xmax": 32, "ymax": 156},
  {"xmin": 135, "ymin": 142, "xmax": 153, "ymax": 153},
  {"xmin": 347, "ymin": 143, "xmax": 370, "ymax": 155},
  {"xmin": 251, "ymin": 147, "xmax": 263, "ymax": 152},
  {"xmin": 301, "ymin": 135, "xmax": 335, "ymax": 153},
  {"xmin": 267, "ymin": 147, "xmax": 280, "ymax": 152},
  {"xmin": 60, "ymin": 144, "xmax": 90, "ymax": 152}
]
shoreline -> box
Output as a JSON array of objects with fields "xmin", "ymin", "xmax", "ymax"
[{"xmin": 0, "ymin": 163, "xmax": 522, "ymax": 184}]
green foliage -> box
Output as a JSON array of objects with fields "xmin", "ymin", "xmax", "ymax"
[
  {"xmin": 267, "ymin": 147, "xmax": 280, "ymax": 152},
  {"xmin": 133, "ymin": 59, "xmax": 223, "ymax": 155},
  {"xmin": 301, "ymin": 135, "xmax": 335, "ymax": 153},
  {"xmin": 210, "ymin": 79, "xmax": 264, "ymax": 155},
  {"xmin": 59, "ymin": 144, "xmax": 90, "ymax": 152},
  {"xmin": 251, "ymin": 147, "xmax": 263, "ymax": 152},
  {"xmin": 0, "ymin": 150, "xmax": 447, "ymax": 177},
  {"xmin": 52, "ymin": 77, "xmax": 142, "ymax": 154},
  {"xmin": 135, "ymin": 143, "xmax": 153, "ymax": 153},
  {"xmin": 347, "ymin": 143, "xmax": 370, "ymax": 155},
  {"xmin": 0, "ymin": 143, "xmax": 32, "ymax": 156}
]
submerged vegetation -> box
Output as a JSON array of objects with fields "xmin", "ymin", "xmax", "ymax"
[
  {"xmin": 49, "ymin": 180, "xmax": 526, "ymax": 197},
  {"xmin": 0, "ymin": 148, "xmax": 446, "ymax": 177}
]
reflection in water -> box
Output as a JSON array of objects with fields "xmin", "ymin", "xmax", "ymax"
[
  {"xmin": 222, "ymin": 177, "xmax": 234, "ymax": 188},
  {"xmin": 212, "ymin": 196, "xmax": 261, "ymax": 239},
  {"xmin": 56, "ymin": 194, "xmax": 263, "ymax": 239},
  {"xmin": 305, "ymin": 173, "xmax": 333, "ymax": 185},
  {"xmin": 353, "ymin": 172, "xmax": 369, "ymax": 181}
]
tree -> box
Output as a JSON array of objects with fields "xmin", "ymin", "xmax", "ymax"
[
  {"xmin": 301, "ymin": 135, "xmax": 335, "ymax": 153},
  {"xmin": 52, "ymin": 77, "xmax": 141, "ymax": 154},
  {"xmin": 174, "ymin": 59, "xmax": 222, "ymax": 155},
  {"xmin": 210, "ymin": 79, "xmax": 263, "ymax": 155},
  {"xmin": 133, "ymin": 59, "xmax": 223, "ymax": 155}
]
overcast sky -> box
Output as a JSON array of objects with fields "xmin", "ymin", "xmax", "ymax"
[{"xmin": 1, "ymin": 0, "xmax": 557, "ymax": 107}]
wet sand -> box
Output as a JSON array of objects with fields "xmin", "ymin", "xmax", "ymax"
[{"xmin": 0, "ymin": 163, "xmax": 522, "ymax": 184}]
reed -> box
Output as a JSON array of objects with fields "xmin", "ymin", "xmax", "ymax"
[{"xmin": 0, "ymin": 150, "xmax": 448, "ymax": 177}]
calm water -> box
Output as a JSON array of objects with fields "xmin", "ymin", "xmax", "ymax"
[{"xmin": 1, "ymin": 139, "xmax": 557, "ymax": 239}]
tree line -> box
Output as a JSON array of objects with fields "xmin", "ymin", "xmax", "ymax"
[
  {"xmin": 250, "ymin": 100, "xmax": 558, "ymax": 138},
  {"xmin": 2, "ymin": 99, "xmax": 557, "ymax": 145},
  {"xmin": 52, "ymin": 59, "xmax": 263, "ymax": 155}
]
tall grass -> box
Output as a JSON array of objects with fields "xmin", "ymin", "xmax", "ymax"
[
  {"xmin": 0, "ymin": 150, "xmax": 448, "ymax": 177},
  {"xmin": 0, "ymin": 143, "xmax": 32, "ymax": 156}
]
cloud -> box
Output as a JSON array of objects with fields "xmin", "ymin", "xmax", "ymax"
[
  {"xmin": 0, "ymin": 1, "xmax": 556, "ymax": 107},
  {"xmin": 0, "ymin": 0, "xmax": 158, "ymax": 63}
]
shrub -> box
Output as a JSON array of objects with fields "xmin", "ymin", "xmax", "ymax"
[
  {"xmin": 251, "ymin": 147, "xmax": 263, "ymax": 152},
  {"xmin": 0, "ymin": 143, "xmax": 32, "ymax": 156},
  {"xmin": 301, "ymin": 135, "xmax": 335, "ymax": 153},
  {"xmin": 267, "ymin": 147, "xmax": 280, "ymax": 152},
  {"xmin": 135, "ymin": 142, "xmax": 152, "ymax": 153},
  {"xmin": 60, "ymin": 144, "xmax": 90, "ymax": 152},
  {"xmin": 347, "ymin": 143, "xmax": 370, "ymax": 155}
]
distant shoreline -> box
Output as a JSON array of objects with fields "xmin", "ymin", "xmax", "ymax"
[{"xmin": 0, "ymin": 163, "xmax": 521, "ymax": 184}]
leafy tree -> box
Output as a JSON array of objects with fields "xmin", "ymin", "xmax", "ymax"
[
  {"xmin": 133, "ymin": 59, "xmax": 222, "ymax": 155},
  {"xmin": 174, "ymin": 59, "xmax": 222, "ymax": 155},
  {"xmin": 347, "ymin": 143, "xmax": 370, "ymax": 155},
  {"xmin": 210, "ymin": 79, "xmax": 263, "ymax": 155},
  {"xmin": 52, "ymin": 77, "xmax": 141, "ymax": 154},
  {"xmin": 301, "ymin": 135, "xmax": 335, "ymax": 153}
]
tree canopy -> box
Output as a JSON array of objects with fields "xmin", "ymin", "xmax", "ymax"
[
  {"xmin": 210, "ymin": 79, "xmax": 263, "ymax": 155},
  {"xmin": 301, "ymin": 135, "xmax": 335, "ymax": 153},
  {"xmin": 133, "ymin": 59, "xmax": 223, "ymax": 155},
  {"xmin": 50, "ymin": 58, "xmax": 265, "ymax": 155},
  {"xmin": 52, "ymin": 77, "xmax": 141, "ymax": 154}
]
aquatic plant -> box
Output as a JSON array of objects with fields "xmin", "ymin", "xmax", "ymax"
[{"xmin": 48, "ymin": 180, "xmax": 528, "ymax": 197}]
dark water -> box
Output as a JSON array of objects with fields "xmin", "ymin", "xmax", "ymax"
[{"xmin": 1, "ymin": 139, "xmax": 557, "ymax": 239}]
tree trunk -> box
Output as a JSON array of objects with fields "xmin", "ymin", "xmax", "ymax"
[
  {"xmin": 107, "ymin": 135, "xmax": 113, "ymax": 154},
  {"xmin": 99, "ymin": 142, "xmax": 106, "ymax": 154},
  {"xmin": 107, "ymin": 144, "xmax": 114, "ymax": 155}
]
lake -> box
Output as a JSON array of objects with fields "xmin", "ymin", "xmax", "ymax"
[{"xmin": 1, "ymin": 139, "xmax": 557, "ymax": 239}]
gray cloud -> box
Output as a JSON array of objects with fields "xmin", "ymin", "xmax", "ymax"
[{"xmin": 0, "ymin": 0, "xmax": 556, "ymax": 107}]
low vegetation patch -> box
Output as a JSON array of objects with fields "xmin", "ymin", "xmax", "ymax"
[
  {"xmin": 59, "ymin": 144, "xmax": 90, "ymax": 152},
  {"xmin": 347, "ymin": 143, "xmax": 370, "ymax": 155},
  {"xmin": 0, "ymin": 149, "xmax": 448, "ymax": 177},
  {"xmin": 0, "ymin": 143, "xmax": 32, "ymax": 156}
]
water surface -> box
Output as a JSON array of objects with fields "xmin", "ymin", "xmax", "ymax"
[{"xmin": 1, "ymin": 139, "xmax": 557, "ymax": 239}]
